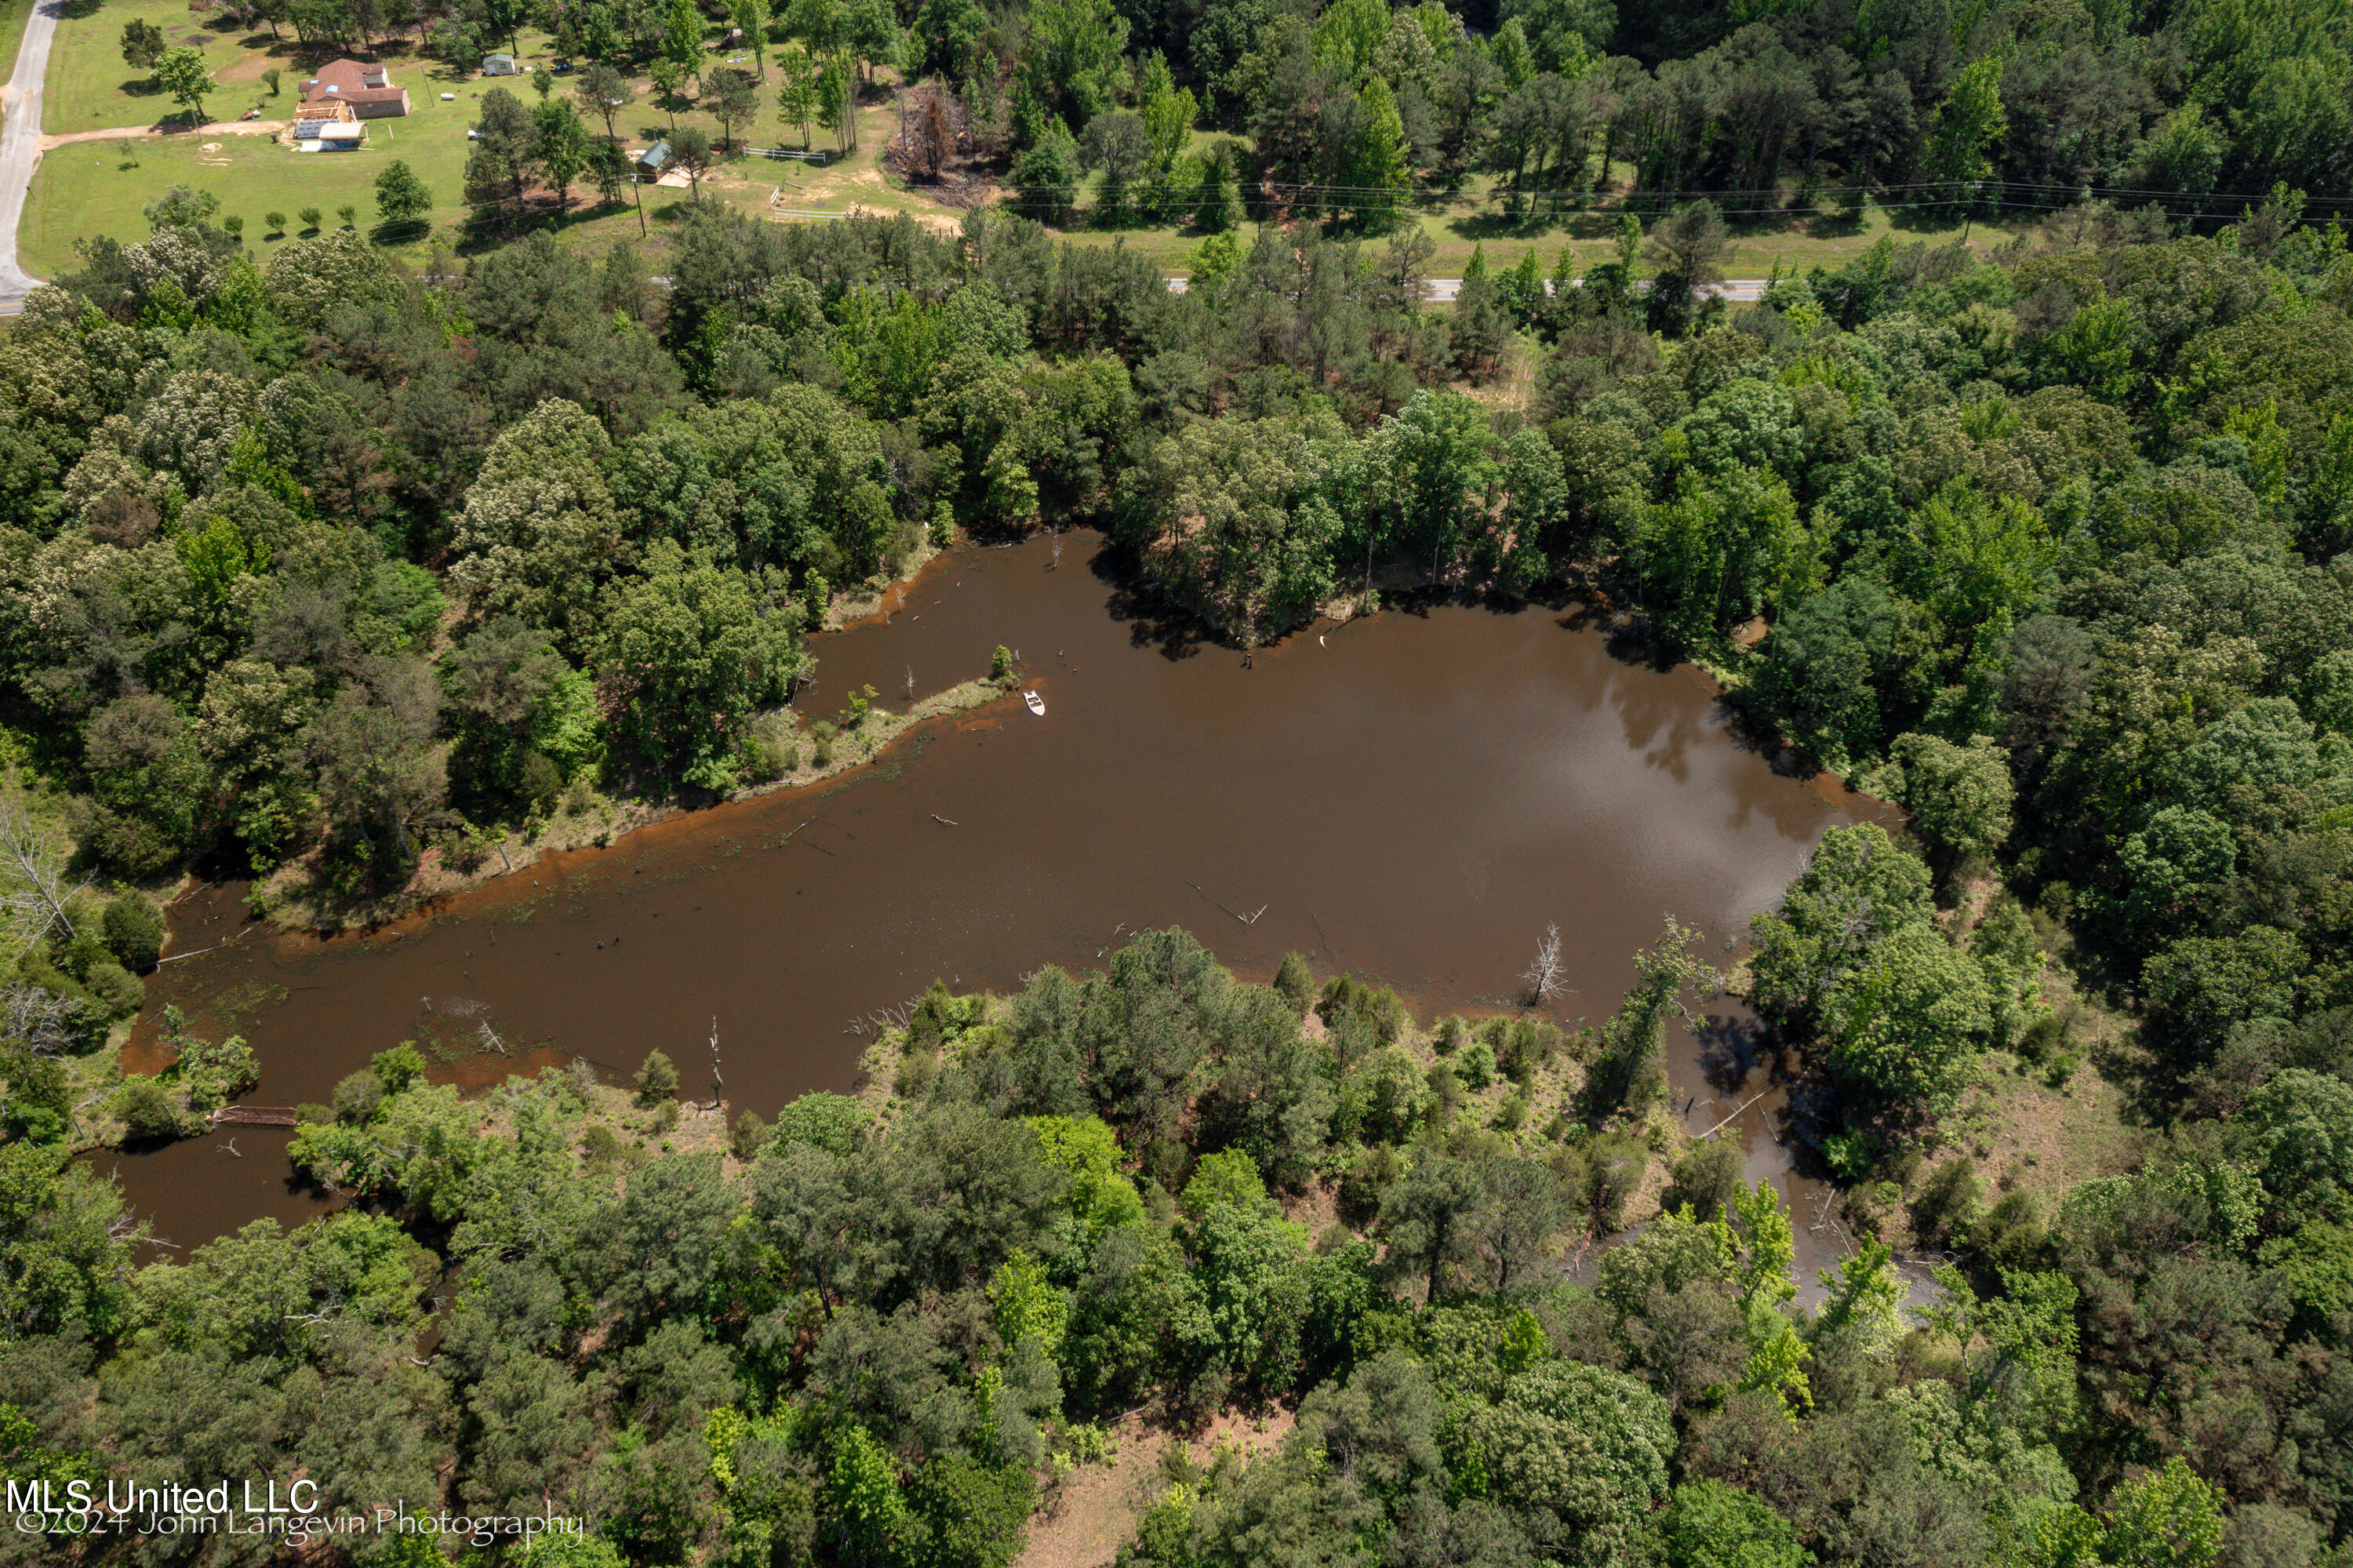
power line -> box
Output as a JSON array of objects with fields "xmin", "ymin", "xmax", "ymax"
[
  {"xmin": 880, "ymin": 187, "xmax": 2323, "ymax": 226},
  {"xmin": 946, "ymin": 174, "xmax": 2353, "ymax": 207}
]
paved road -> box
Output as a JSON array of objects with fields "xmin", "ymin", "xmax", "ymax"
[
  {"xmin": 1169, "ymin": 275, "xmax": 1771, "ymax": 302},
  {"xmin": 647, "ymin": 271, "xmax": 1777, "ymax": 306},
  {"xmin": 0, "ymin": 0, "xmax": 59, "ymax": 313},
  {"xmin": 1432, "ymin": 275, "xmax": 1769, "ymax": 303}
]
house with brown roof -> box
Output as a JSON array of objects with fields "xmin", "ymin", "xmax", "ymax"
[{"xmin": 299, "ymin": 59, "xmax": 410, "ymax": 120}]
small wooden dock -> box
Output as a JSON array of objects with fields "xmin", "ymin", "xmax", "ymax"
[{"xmin": 210, "ymin": 1106, "xmax": 300, "ymax": 1128}]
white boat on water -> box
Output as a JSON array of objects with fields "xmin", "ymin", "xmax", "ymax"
[{"xmin": 1023, "ymin": 689, "xmax": 1046, "ymax": 716}]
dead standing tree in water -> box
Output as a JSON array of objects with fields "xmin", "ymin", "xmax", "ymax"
[
  {"xmin": 704, "ymin": 1016, "xmax": 726, "ymax": 1111},
  {"xmin": 1522, "ymin": 923, "xmax": 1566, "ymax": 1006}
]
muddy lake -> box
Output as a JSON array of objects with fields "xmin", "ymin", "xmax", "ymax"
[{"xmin": 113, "ymin": 533, "xmax": 1884, "ymax": 1275}]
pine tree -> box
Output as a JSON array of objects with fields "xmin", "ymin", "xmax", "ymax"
[
  {"xmin": 731, "ymin": 0, "xmax": 770, "ymax": 75},
  {"xmin": 1137, "ymin": 53, "xmax": 1197, "ymax": 220},
  {"xmin": 1351, "ymin": 76, "xmax": 1411, "ymax": 231},
  {"xmin": 1453, "ymin": 269, "xmax": 1510, "ymax": 383},
  {"xmin": 1196, "ymin": 142, "xmax": 1245, "ymax": 233},
  {"xmin": 817, "ymin": 53, "xmax": 856, "ymax": 152},
  {"xmin": 1926, "ymin": 53, "xmax": 2006, "ymax": 205},
  {"xmin": 663, "ymin": 0, "xmax": 704, "ymax": 68},
  {"xmin": 1503, "ymin": 247, "xmax": 1545, "ymax": 326},
  {"xmin": 776, "ymin": 42, "xmax": 816, "ymax": 147}
]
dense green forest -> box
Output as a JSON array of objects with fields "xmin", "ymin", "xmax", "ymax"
[{"xmin": 5, "ymin": 0, "xmax": 2353, "ymax": 1556}]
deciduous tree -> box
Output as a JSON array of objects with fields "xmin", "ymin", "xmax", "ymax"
[{"xmin": 153, "ymin": 47, "xmax": 216, "ymax": 126}]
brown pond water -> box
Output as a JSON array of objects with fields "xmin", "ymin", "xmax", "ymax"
[{"xmin": 112, "ymin": 533, "xmax": 1886, "ymax": 1280}]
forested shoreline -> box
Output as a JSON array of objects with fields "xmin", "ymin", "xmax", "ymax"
[
  {"xmin": 5, "ymin": 0, "xmax": 2353, "ymax": 1553},
  {"xmin": 2, "ymin": 910, "xmax": 2344, "ymax": 1568}
]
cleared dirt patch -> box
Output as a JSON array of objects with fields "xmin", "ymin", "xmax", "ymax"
[
  {"xmin": 1017, "ymin": 1406, "xmax": 1298, "ymax": 1568},
  {"xmin": 1020, "ymin": 1424, "xmax": 1170, "ymax": 1568},
  {"xmin": 41, "ymin": 119, "xmax": 283, "ymax": 147},
  {"xmin": 1955, "ymin": 1055, "xmax": 2141, "ymax": 1206}
]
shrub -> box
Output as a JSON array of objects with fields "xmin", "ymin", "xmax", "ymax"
[
  {"xmin": 1318, "ymin": 974, "xmax": 1408, "ymax": 1046},
  {"xmin": 1908, "ymin": 1159, "xmax": 1984, "ymax": 1246},
  {"xmin": 744, "ymin": 731, "xmax": 795, "ymax": 784},
  {"xmin": 102, "ymin": 893, "xmax": 165, "ymax": 971},
  {"xmin": 1063, "ymin": 1422, "xmax": 1115, "ymax": 1464},
  {"xmin": 1455, "ymin": 1038, "xmax": 1497, "ymax": 1091},
  {"xmin": 81, "ymin": 959, "xmax": 143, "ymax": 1019},
  {"xmin": 1425, "ymin": 1060, "xmax": 1464, "ymax": 1121},
  {"xmin": 1584, "ymin": 1133, "xmax": 1649, "ymax": 1231},
  {"xmin": 1977, "ymin": 1188, "xmax": 2048, "ymax": 1267},
  {"xmin": 176, "ymin": 1032, "xmax": 257, "ymax": 1111},
  {"xmin": 1272, "ymin": 953, "xmax": 1314, "ymax": 1017},
  {"xmin": 373, "ymin": 1042, "xmax": 427, "ymax": 1093},
  {"xmin": 114, "ymin": 1076, "xmax": 181, "ymax": 1141},
  {"xmin": 333, "ymin": 1068, "xmax": 385, "ymax": 1123},
  {"xmin": 576, "ymin": 1115, "xmax": 640, "ymax": 1167},
  {"xmin": 772, "ymin": 1091, "xmax": 872, "ymax": 1156},
  {"xmin": 635, "ymin": 1049, "xmax": 679, "ymax": 1105},
  {"xmin": 1664, "ymin": 1136, "xmax": 1744, "ymax": 1220},
  {"xmin": 1480, "ymin": 1014, "xmax": 1565, "ymax": 1084},
  {"xmin": 2016, "ymin": 1012, "xmax": 2064, "ymax": 1066},
  {"xmin": 1821, "ymin": 1129, "xmax": 1873, "ymax": 1181},
  {"xmin": 439, "ymin": 824, "xmax": 493, "ymax": 874}
]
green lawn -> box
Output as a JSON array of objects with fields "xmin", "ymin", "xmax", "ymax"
[
  {"xmin": 29, "ymin": 54, "xmax": 490, "ymax": 278},
  {"xmin": 42, "ymin": 0, "xmax": 297, "ymax": 133},
  {"xmin": 22, "ymin": 101, "xmax": 685, "ymax": 278},
  {"xmin": 22, "ymin": 11, "xmax": 919, "ymax": 276},
  {"xmin": 0, "ymin": 0, "xmax": 36, "ymax": 96}
]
